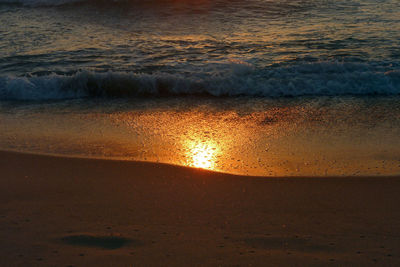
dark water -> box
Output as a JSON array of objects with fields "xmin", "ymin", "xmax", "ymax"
[{"xmin": 0, "ymin": 0, "xmax": 399, "ymax": 99}]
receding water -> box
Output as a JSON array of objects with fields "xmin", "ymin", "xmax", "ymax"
[{"xmin": 1, "ymin": 96, "xmax": 400, "ymax": 176}]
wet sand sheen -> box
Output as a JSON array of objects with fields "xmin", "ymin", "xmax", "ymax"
[
  {"xmin": 3, "ymin": 97, "xmax": 400, "ymax": 177},
  {"xmin": 0, "ymin": 150, "xmax": 400, "ymax": 266}
]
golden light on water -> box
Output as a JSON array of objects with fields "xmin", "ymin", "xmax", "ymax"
[
  {"xmin": 190, "ymin": 143, "xmax": 214, "ymax": 169},
  {"xmin": 184, "ymin": 138, "xmax": 220, "ymax": 171}
]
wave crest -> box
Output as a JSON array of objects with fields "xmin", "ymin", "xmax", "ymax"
[{"xmin": 0, "ymin": 62, "xmax": 399, "ymax": 100}]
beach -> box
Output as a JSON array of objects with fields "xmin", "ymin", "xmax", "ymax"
[
  {"xmin": 1, "ymin": 150, "xmax": 399, "ymax": 266},
  {"xmin": 1, "ymin": 0, "xmax": 400, "ymax": 266}
]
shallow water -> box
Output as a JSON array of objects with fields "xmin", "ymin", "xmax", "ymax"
[{"xmin": 2, "ymin": 96, "xmax": 400, "ymax": 176}]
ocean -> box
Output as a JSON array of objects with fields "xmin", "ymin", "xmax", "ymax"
[{"xmin": 1, "ymin": 0, "xmax": 400, "ymax": 176}]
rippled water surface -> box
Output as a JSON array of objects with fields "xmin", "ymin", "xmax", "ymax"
[{"xmin": 0, "ymin": 0, "xmax": 399, "ymax": 98}]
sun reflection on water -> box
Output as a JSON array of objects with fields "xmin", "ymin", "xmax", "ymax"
[{"xmin": 184, "ymin": 138, "xmax": 220, "ymax": 171}]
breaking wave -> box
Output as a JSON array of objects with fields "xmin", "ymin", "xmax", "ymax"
[{"xmin": 0, "ymin": 62, "xmax": 399, "ymax": 100}]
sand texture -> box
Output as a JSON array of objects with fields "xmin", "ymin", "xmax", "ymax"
[{"xmin": 1, "ymin": 150, "xmax": 400, "ymax": 266}]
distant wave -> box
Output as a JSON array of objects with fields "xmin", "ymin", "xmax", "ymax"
[
  {"xmin": 1, "ymin": 62, "xmax": 399, "ymax": 100},
  {"xmin": 0, "ymin": 0, "xmax": 144, "ymax": 7},
  {"xmin": 0, "ymin": 0, "xmax": 268, "ymax": 8},
  {"xmin": 0, "ymin": 0, "xmax": 204, "ymax": 7},
  {"xmin": 0, "ymin": 0, "xmax": 80, "ymax": 6}
]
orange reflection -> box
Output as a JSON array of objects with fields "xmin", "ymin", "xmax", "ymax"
[{"xmin": 184, "ymin": 138, "xmax": 220, "ymax": 171}]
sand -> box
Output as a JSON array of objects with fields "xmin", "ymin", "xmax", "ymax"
[{"xmin": 0, "ymin": 150, "xmax": 399, "ymax": 266}]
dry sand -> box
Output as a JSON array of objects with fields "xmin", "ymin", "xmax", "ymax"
[{"xmin": 0, "ymin": 150, "xmax": 399, "ymax": 266}]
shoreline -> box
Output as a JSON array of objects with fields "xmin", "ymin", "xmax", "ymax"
[
  {"xmin": 2, "ymin": 149, "xmax": 399, "ymax": 178},
  {"xmin": 1, "ymin": 150, "xmax": 400, "ymax": 266}
]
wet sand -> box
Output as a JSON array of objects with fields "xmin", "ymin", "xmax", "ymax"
[{"xmin": 0, "ymin": 150, "xmax": 399, "ymax": 266}]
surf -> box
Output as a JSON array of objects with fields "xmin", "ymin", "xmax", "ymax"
[{"xmin": 1, "ymin": 62, "xmax": 399, "ymax": 100}]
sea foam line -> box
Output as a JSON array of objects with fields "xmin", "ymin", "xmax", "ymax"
[{"xmin": 0, "ymin": 62, "xmax": 399, "ymax": 100}]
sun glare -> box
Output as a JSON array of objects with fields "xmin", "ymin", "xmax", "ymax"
[
  {"xmin": 184, "ymin": 138, "xmax": 219, "ymax": 171},
  {"xmin": 191, "ymin": 143, "xmax": 214, "ymax": 169}
]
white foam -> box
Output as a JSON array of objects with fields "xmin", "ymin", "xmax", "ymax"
[{"xmin": 0, "ymin": 62, "xmax": 399, "ymax": 100}]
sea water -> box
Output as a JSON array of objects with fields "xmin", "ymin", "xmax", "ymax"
[{"xmin": 1, "ymin": 0, "xmax": 399, "ymax": 176}]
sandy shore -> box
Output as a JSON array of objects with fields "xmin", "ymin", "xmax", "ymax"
[{"xmin": 0, "ymin": 150, "xmax": 399, "ymax": 266}]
